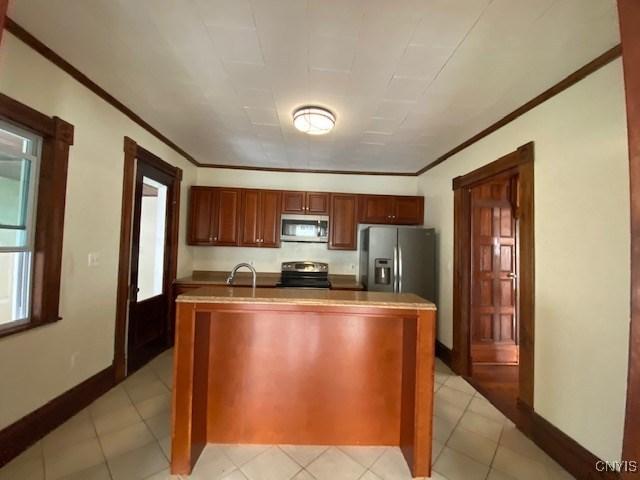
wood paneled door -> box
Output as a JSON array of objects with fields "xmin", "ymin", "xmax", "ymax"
[{"xmin": 470, "ymin": 175, "xmax": 519, "ymax": 365}]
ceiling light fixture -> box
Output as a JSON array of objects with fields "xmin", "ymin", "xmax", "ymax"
[{"xmin": 293, "ymin": 106, "xmax": 335, "ymax": 135}]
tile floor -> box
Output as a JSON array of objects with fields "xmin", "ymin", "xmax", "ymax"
[{"xmin": 0, "ymin": 350, "xmax": 575, "ymax": 480}]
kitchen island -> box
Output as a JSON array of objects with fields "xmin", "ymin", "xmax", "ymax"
[{"xmin": 171, "ymin": 286, "xmax": 436, "ymax": 478}]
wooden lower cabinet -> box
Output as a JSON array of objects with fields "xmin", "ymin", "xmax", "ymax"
[{"xmin": 329, "ymin": 194, "xmax": 358, "ymax": 250}]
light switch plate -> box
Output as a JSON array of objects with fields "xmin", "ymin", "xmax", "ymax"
[{"xmin": 88, "ymin": 252, "xmax": 100, "ymax": 267}]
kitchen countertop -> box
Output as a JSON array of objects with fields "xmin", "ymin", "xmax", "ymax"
[
  {"xmin": 175, "ymin": 270, "xmax": 364, "ymax": 290},
  {"xmin": 176, "ymin": 285, "xmax": 435, "ymax": 310}
]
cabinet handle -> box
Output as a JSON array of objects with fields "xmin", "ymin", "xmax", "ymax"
[{"xmin": 214, "ymin": 236, "xmax": 217, "ymax": 241}]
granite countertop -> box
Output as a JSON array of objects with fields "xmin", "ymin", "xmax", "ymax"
[
  {"xmin": 176, "ymin": 285, "xmax": 436, "ymax": 311},
  {"xmin": 175, "ymin": 270, "xmax": 364, "ymax": 290}
]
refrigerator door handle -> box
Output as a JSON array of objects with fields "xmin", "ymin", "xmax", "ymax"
[
  {"xmin": 393, "ymin": 246, "xmax": 399, "ymax": 293},
  {"xmin": 398, "ymin": 246, "xmax": 403, "ymax": 293}
]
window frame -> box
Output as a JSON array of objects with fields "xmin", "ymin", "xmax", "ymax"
[{"xmin": 0, "ymin": 93, "xmax": 74, "ymax": 338}]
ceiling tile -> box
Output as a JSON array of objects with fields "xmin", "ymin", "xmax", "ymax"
[{"xmin": 9, "ymin": 0, "xmax": 620, "ymax": 172}]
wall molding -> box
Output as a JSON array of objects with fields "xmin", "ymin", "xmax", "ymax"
[
  {"xmin": 435, "ymin": 340, "xmax": 453, "ymax": 368},
  {"xmin": 2, "ymin": 19, "xmax": 621, "ymax": 177},
  {"xmin": 0, "ymin": 365, "xmax": 114, "ymax": 467}
]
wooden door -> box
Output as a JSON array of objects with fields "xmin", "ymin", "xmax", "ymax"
[
  {"xmin": 307, "ymin": 192, "xmax": 330, "ymax": 214},
  {"xmin": 393, "ymin": 196, "xmax": 423, "ymax": 225},
  {"xmin": 187, "ymin": 187, "xmax": 214, "ymax": 244},
  {"xmin": 260, "ymin": 190, "xmax": 281, "ymax": 247},
  {"xmin": 329, "ymin": 194, "xmax": 358, "ymax": 250},
  {"xmin": 128, "ymin": 161, "xmax": 175, "ymax": 372},
  {"xmin": 240, "ymin": 189, "xmax": 261, "ymax": 246},
  {"xmin": 358, "ymin": 195, "xmax": 394, "ymax": 224},
  {"xmin": 470, "ymin": 175, "xmax": 518, "ymax": 365},
  {"xmin": 213, "ymin": 188, "xmax": 240, "ymax": 246},
  {"xmin": 282, "ymin": 191, "xmax": 306, "ymax": 213}
]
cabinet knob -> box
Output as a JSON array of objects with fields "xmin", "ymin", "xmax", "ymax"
[{"xmin": 214, "ymin": 236, "xmax": 218, "ymax": 241}]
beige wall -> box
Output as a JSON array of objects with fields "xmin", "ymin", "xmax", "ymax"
[
  {"xmin": 0, "ymin": 33, "xmax": 197, "ymax": 429},
  {"xmin": 193, "ymin": 169, "xmax": 418, "ymax": 274},
  {"xmin": 417, "ymin": 59, "xmax": 630, "ymax": 461}
]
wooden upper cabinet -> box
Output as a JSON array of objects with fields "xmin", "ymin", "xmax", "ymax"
[
  {"xmin": 359, "ymin": 195, "xmax": 424, "ymax": 225},
  {"xmin": 393, "ymin": 196, "xmax": 424, "ymax": 225},
  {"xmin": 188, "ymin": 187, "xmax": 215, "ymax": 245},
  {"xmin": 358, "ymin": 195, "xmax": 394, "ymax": 224},
  {"xmin": 240, "ymin": 189, "xmax": 281, "ymax": 247},
  {"xmin": 306, "ymin": 192, "xmax": 330, "ymax": 214},
  {"xmin": 282, "ymin": 190, "xmax": 329, "ymax": 215},
  {"xmin": 260, "ymin": 190, "xmax": 281, "ymax": 247},
  {"xmin": 282, "ymin": 191, "xmax": 306, "ymax": 214},
  {"xmin": 240, "ymin": 190, "xmax": 261, "ymax": 247},
  {"xmin": 213, "ymin": 188, "xmax": 241, "ymax": 246},
  {"xmin": 329, "ymin": 194, "xmax": 358, "ymax": 250}
]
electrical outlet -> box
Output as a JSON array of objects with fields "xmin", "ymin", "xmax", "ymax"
[{"xmin": 350, "ymin": 264, "xmax": 355, "ymax": 271}]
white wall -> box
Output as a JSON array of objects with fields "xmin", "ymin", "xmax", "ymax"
[
  {"xmin": 192, "ymin": 169, "xmax": 418, "ymax": 274},
  {"xmin": 0, "ymin": 33, "xmax": 197, "ymax": 429},
  {"xmin": 417, "ymin": 60, "xmax": 630, "ymax": 462}
]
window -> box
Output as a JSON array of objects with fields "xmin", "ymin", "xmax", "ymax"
[
  {"xmin": 0, "ymin": 121, "xmax": 41, "ymax": 326},
  {"xmin": 0, "ymin": 92, "xmax": 74, "ymax": 338}
]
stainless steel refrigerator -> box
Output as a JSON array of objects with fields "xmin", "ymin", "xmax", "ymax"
[{"xmin": 359, "ymin": 227, "xmax": 436, "ymax": 303}]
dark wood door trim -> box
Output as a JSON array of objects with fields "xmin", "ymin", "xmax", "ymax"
[
  {"xmin": 619, "ymin": 0, "xmax": 640, "ymax": 471},
  {"xmin": 452, "ymin": 142, "xmax": 535, "ymax": 409},
  {"xmin": 0, "ymin": 0, "xmax": 7, "ymax": 45},
  {"xmin": 114, "ymin": 137, "xmax": 182, "ymax": 381}
]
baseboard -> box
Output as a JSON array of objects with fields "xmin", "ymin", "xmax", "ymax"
[
  {"xmin": 530, "ymin": 412, "xmax": 621, "ymax": 480},
  {"xmin": 435, "ymin": 340, "xmax": 453, "ymax": 368},
  {"xmin": 0, "ymin": 365, "xmax": 115, "ymax": 467}
]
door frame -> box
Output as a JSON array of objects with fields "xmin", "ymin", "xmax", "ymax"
[
  {"xmin": 114, "ymin": 137, "xmax": 182, "ymax": 381},
  {"xmin": 451, "ymin": 142, "xmax": 535, "ymax": 409}
]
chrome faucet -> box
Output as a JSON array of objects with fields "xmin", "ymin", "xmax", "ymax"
[{"xmin": 226, "ymin": 263, "xmax": 257, "ymax": 288}]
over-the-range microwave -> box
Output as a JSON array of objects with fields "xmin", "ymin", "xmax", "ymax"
[{"xmin": 280, "ymin": 214, "xmax": 329, "ymax": 243}]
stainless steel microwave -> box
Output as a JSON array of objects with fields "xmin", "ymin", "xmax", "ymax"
[{"xmin": 280, "ymin": 214, "xmax": 329, "ymax": 243}]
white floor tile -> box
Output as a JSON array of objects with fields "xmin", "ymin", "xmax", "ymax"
[
  {"xmin": 90, "ymin": 386, "xmax": 133, "ymax": 419},
  {"xmin": 338, "ymin": 446, "xmax": 387, "ymax": 468},
  {"xmin": 42, "ymin": 410, "xmax": 96, "ymax": 457},
  {"xmin": 145, "ymin": 411, "xmax": 171, "ymax": 440},
  {"xmin": 0, "ymin": 444, "xmax": 44, "ymax": 480},
  {"xmin": 369, "ymin": 448, "xmax": 412, "ymax": 480},
  {"xmin": 92, "ymin": 404, "xmax": 142, "ymax": 436},
  {"xmin": 359, "ymin": 471, "xmax": 382, "ymax": 479},
  {"xmin": 443, "ymin": 376, "xmax": 476, "ymax": 395},
  {"xmin": 135, "ymin": 392, "xmax": 171, "ymax": 420},
  {"xmin": 221, "ymin": 444, "xmax": 270, "ymax": 467},
  {"xmin": 108, "ymin": 441, "xmax": 168, "ymax": 480},
  {"xmin": 434, "ymin": 398, "xmax": 466, "ymax": 425},
  {"xmin": 44, "ymin": 437, "xmax": 104, "ymax": 480},
  {"xmin": 492, "ymin": 446, "xmax": 550, "ymax": 480},
  {"xmin": 499, "ymin": 424, "xmax": 548, "ymax": 463},
  {"xmin": 143, "ymin": 468, "xmax": 183, "ymax": 480},
  {"xmin": 306, "ymin": 447, "xmax": 365, "ymax": 480},
  {"xmin": 447, "ymin": 426, "xmax": 498, "ymax": 466},
  {"xmin": 191, "ymin": 446, "xmax": 236, "ymax": 479},
  {"xmin": 433, "ymin": 447, "xmax": 489, "ymax": 480},
  {"xmin": 487, "ymin": 468, "xmax": 516, "ymax": 480},
  {"xmin": 99, "ymin": 421, "xmax": 156, "ymax": 459},
  {"xmin": 240, "ymin": 446, "xmax": 301, "ymax": 480},
  {"xmin": 457, "ymin": 411, "xmax": 503, "ymax": 442},
  {"xmin": 280, "ymin": 445, "xmax": 328, "ymax": 467},
  {"xmin": 435, "ymin": 386, "xmax": 473, "ymax": 410},
  {"xmin": 291, "ymin": 471, "xmax": 316, "ymax": 480},
  {"xmin": 126, "ymin": 380, "xmax": 170, "ymax": 405},
  {"xmin": 467, "ymin": 397, "xmax": 506, "ymax": 423},
  {"xmin": 433, "ymin": 414, "xmax": 458, "ymax": 443},
  {"xmin": 58, "ymin": 462, "xmax": 112, "ymax": 480}
]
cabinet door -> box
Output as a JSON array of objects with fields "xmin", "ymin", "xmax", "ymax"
[
  {"xmin": 307, "ymin": 192, "xmax": 330, "ymax": 215},
  {"xmin": 358, "ymin": 195, "xmax": 394, "ymax": 224},
  {"xmin": 393, "ymin": 196, "xmax": 424, "ymax": 225},
  {"xmin": 213, "ymin": 188, "xmax": 241, "ymax": 245},
  {"xmin": 260, "ymin": 190, "xmax": 282, "ymax": 247},
  {"xmin": 239, "ymin": 189, "xmax": 261, "ymax": 246},
  {"xmin": 282, "ymin": 191, "xmax": 306, "ymax": 213},
  {"xmin": 187, "ymin": 187, "xmax": 214, "ymax": 244},
  {"xmin": 329, "ymin": 194, "xmax": 358, "ymax": 250}
]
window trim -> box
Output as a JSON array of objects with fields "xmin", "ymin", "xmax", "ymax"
[{"xmin": 0, "ymin": 93, "xmax": 74, "ymax": 339}]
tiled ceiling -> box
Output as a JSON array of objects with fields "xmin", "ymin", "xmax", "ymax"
[{"xmin": 8, "ymin": 0, "xmax": 620, "ymax": 173}]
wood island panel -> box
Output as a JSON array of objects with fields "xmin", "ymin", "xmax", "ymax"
[{"xmin": 171, "ymin": 288, "xmax": 436, "ymax": 478}]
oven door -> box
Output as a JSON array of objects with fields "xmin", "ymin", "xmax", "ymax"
[{"xmin": 281, "ymin": 214, "xmax": 329, "ymax": 243}]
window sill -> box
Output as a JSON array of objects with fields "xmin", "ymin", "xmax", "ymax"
[{"xmin": 0, "ymin": 316, "xmax": 62, "ymax": 340}]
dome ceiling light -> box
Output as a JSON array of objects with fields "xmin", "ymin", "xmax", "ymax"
[{"xmin": 292, "ymin": 106, "xmax": 335, "ymax": 135}]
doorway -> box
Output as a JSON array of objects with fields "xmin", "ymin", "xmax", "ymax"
[
  {"xmin": 452, "ymin": 142, "xmax": 534, "ymax": 419},
  {"xmin": 114, "ymin": 137, "xmax": 182, "ymax": 380}
]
